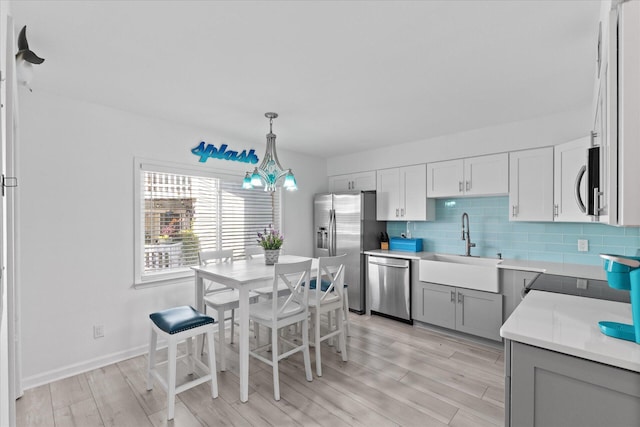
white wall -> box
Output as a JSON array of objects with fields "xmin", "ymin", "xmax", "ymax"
[
  {"xmin": 17, "ymin": 91, "xmax": 327, "ymax": 388},
  {"xmin": 327, "ymin": 106, "xmax": 592, "ymax": 175}
]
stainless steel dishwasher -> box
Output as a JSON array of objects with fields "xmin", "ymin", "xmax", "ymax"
[{"xmin": 367, "ymin": 255, "xmax": 411, "ymax": 323}]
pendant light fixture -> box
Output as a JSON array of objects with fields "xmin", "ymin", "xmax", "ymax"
[{"xmin": 243, "ymin": 112, "xmax": 297, "ymax": 192}]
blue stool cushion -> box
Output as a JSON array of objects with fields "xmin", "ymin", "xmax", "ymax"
[
  {"xmin": 150, "ymin": 305, "xmax": 214, "ymax": 335},
  {"xmin": 308, "ymin": 279, "xmax": 348, "ymax": 291}
]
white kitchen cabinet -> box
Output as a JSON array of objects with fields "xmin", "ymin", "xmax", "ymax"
[
  {"xmin": 328, "ymin": 171, "xmax": 376, "ymax": 192},
  {"xmin": 413, "ymin": 281, "xmax": 503, "ymax": 341},
  {"xmin": 376, "ymin": 164, "xmax": 435, "ymax": 221},
  {"xmin": 509, "ymin": 147, "xmax": 553, "ymax": 222},
  {"xmin": 553, "ymin": 137, "xmax": 591, "ymax": 222},
  {"xmin": 427, "ymin": 153, "xmax": 508, "ymax": 198}
]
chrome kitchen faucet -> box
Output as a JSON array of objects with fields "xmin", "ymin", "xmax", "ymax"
[{"xmin": 461, "ymin": 212, "xmax": 476, "ymax": 256}]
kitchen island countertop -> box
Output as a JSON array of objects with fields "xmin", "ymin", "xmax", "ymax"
[{"xmin": 501, "ymin": 290, "xmax": 640, "ymax": 372}]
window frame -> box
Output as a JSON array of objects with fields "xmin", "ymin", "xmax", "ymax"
[{"xmin": 133, "ymin": 157, "xmax": 282, "ymax": 288}]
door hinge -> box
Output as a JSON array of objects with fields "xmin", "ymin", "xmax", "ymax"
[{"xmin": 2, "ymin": 175, "xmax": 18, "ymax": 196}]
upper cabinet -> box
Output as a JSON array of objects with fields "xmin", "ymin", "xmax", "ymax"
[
  {"xmin": 328, "ymin": 171, "xmax": 376, "ymax": 192},
  {"xmin": 427, "ymin": 153, "xmax": 509, "ymax": 198},
  {"xmin": 553, "ymin": 137, "xmax": 591, "ymax": 222},
  {"xmin": 376, "ymin": 164, "xmax": 435, "ymax": 221},
  {"xmin": 509, "ymin": 147, "xmax": 554, "ymax": 222}
]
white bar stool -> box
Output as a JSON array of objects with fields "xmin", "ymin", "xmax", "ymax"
[{"xmin": 147, "ymin": 305, "xmax": 218, "ymax": 420}]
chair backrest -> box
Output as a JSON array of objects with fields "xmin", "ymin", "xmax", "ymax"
[
  {"xmin": 271, "ymin": 259, "xmax": 312, "ymax": 319},
  {"xmin": 199, "ymin": 249, "xmax": 234, "ymax": 293},
  {"xmin": 199, "ymin": 249, "xmax": 234, "ymax": 265},
  {"xmin": 244, "ymin": 246, "xmax": 264, "ymax": 260},
  {"xmin": 315, "ymin": 255, "xmax": 346, "ymax": 305}
]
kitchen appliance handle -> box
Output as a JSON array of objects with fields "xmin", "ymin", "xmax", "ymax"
[
  {"xmin": 329, "ymin": 209, "xmax": 336, "ymax": 256},
  {"xmin": 368, "ymin": 261, "xmax": 409, "ymax": 268},
  {"xmin": 574, "ymin": 165, "xmax": 587, "ymax": 213}
]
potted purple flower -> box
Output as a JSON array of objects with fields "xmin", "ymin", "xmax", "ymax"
[{"xmin": 257, "ymin": 227, "xmax": 284, "ymax": 265}]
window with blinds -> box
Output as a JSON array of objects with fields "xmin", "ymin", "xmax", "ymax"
[{"xmin": 136, "ymin": 161, "xmax": 281, "ymax": 283}]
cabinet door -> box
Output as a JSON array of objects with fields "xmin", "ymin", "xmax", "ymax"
[
  {"xmin": 352, "ymin": 171, "xmax": 376, "ymax": 191},
  {"xmin": 455, "ymin": 288, "xmax": 502, "ymax": 341},
  {"xmin": 510, "ymin": 342, "xmax": 640, "ymax": 427},
  {"xmin": 509, "ymin": 148, "xmax": 554, "ymax": 222},
  {"xmin": 401, "ymin": 164, "xmax": 427, "ymax": 221},
  {"xmin": 329, "ymin": 171, "xmax": 376, "ymax": 192},
  {"xmin": 376, "ymin": 168, "xmax": 400, "ymax": 220},
  {"xmin": 328, "ymin": 174, "xmax": 352, "ymax": 192},
  {"xmin": 553, "ymin": 137, "xmax": 590, "ymax": 222},
  {"xmin": 465, "ymin": 153, "xmax": 509, "ymax": 196},
  {"xmin": 427, "ymin": 159, "xmax": 463, "ymax": 198},
  {"xmin": 413, "ymin": 282, "xmax": 456, "ymax": 329}
]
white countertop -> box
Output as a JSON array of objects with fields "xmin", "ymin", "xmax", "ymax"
[
  {"xmin": 497, "ymin": 259, "xmax": 607, "ymax": 280},
  {"xmin": 364, "ymin": 249, "xmax": 430, "ymax": 260},
  {"xmin": 500, "ymin": 290, "xmax": 640, "ymax": 372},
  {"xmin": 364, "ymin": 250, "xmax": 607, "ymax": 280}
]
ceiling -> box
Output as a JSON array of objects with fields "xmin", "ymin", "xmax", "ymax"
[{"xmin": 10, "ymin": 0, "xmax": 602, "ymax": 159}]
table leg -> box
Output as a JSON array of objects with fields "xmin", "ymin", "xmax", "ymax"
[{"xmin": 238, "ymin": 287, "xmax": 250, "ymax": 402}]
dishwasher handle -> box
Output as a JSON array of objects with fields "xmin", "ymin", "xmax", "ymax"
[{"xmin": 368, "ymin": 257, "xmax": 410, "ymax": 268}]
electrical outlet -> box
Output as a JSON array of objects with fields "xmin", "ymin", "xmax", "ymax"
[
  {"xmin": 93, "ymin": 325, "xmax": 104, "ymax": 339},
  {"xmin": 577, "ymin": 239, "xmax": 589, "ymax": 252},
  {"xmin": 577, "ymin": 278, "xmax": 588, "ymax": 289}
]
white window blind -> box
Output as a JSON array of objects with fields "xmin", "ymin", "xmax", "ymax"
[{"xmin": 136, "ymin": 161, "xmax": 281, "ymax": 283}]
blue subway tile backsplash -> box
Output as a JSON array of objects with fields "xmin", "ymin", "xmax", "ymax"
[{"xmin": 388, "ymin": 196, "xmax": 640, "ymax": 266}]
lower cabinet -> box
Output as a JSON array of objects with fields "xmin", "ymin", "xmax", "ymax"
[
  {"xmin": 506, "ymin": 341, "xmax": 640, "ymax": 427},
  {"xmin": 412, "ymin": 281, "xmax": 503, "ymax": 341}
]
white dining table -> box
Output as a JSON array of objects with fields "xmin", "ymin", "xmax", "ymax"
[{"xmin": 191, "ymin": 254, "xmax": 317, "ymax": 403}]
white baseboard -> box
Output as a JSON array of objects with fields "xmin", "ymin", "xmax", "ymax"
[{"xmin": 21, "ymin": 344, "xmax": 150, "ymax": 391}]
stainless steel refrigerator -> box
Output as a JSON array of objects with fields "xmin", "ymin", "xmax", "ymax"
[{"xmin": 313, "ymin": 191, "xmax": 386, "ymax": 313}]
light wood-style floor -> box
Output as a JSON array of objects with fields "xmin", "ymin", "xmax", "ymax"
[{"xmin": 16, "ymin": 314, "xmax": 505, "ymax": 427}]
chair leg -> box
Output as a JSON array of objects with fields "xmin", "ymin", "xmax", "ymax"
[
  {"xmin": 167, "ymin": 337, "xmax": 177, "ymax": 420},
  {"xmin": 205, "ymin": 328, "xmax": 219, "ymax": 398},
  {"xmin": 327, "ymin": 311, "xmax": 335, "ymax": 347},
  {"xmin": 337, "ymin": 308, "xmax": 348, "ymax": 362},
  {"xmin": 343, "ymin": 292, "xmax": 351, "ymax": 337},
  {"xmin": 302, "ymin": 317, "xmax": 313, "ymax": 382},
  {"xmin": 314, "ymin": 310, "xmax": 322, "ymax": 377},
  {"xmin": 217, "ymin": 308, "xmax": 226, "ymax": 372},
  {"xmin": 186, "ymin": 336, "xmax": 194, "ymax": 374},
  {"xmin": 230, "ymin": 308, "xmax": 235, "ymax": 344},
  {"xmin": 271, "ymin": 326, "xmax": 281, "ymax": 401},
  {"xmin": 146, "ymin": 327, "xmax": 157, "ymax": 391}
]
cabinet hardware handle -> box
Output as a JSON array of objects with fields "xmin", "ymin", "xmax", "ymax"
[
  {"xmin": 594, "ymin": 187, "xmax": 604, "ymax": 217},
  {"xmin": 457, "ymin": 292, "xmax": 463, "ymax": 304},
  {"xmin": 512, "ymin": 205, "xmax": 517, "ymax": 217},
  {"xmin": 396, "ymin": 208, "xmax": 399, "ymax": 217},
  {"xmin": 465, "ymin": 181, "xmax": 470, "ymax": 191},
  {"xmin": 459, "ymin": 181, "xmax": 463, "ymax": 192},
  {"xmin": 554, "ymin": 204, "xmax": 559, "ymax": 217},
  {"xmin": 450, "ymin": 291, "xmax": 455, "ymax": 302},
  {"xmin": 401, "ymin": 208, "xmax": 405, "ymax": 217}
]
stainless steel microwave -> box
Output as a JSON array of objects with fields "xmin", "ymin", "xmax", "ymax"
[{"xmin": 575, "ymin": 145, "xmax": 601, "ymax": 218}]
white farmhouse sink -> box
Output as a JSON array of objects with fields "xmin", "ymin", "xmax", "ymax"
[{"xmin": 419, "ymin": 254, "xmax": 502, "ymax": 292}]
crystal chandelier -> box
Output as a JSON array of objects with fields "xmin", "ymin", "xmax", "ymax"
[{"xmin": 243, "ymin": 112, "xmax": 297, "ymax": 192}]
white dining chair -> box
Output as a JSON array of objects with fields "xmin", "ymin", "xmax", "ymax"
[
  {"xmin": 199, "ymin": 249, "xmax": 259, "ymax": 371},
  {"xmin": 248, "ymin": 259, "xmax": 313, "ymax": 400},
  {"xmin": 308, "ymin": 255, "xmax": 348, "ymax": 376},
  {"xmin": 248, "ymin": 246, "xmax": 291, "ymax": 298},
  {"xmin": 244, "ymin": 245, "xmax": 264, "ymax": 260}
]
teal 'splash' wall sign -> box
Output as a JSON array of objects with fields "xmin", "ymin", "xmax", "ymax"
[
  {"xmin": 387, "ymin": 196, "xmax": 640, "ymax": 266},
  {"xmin": 192, "ymin": 141, "xmax": 259, "ymax": 164}
]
